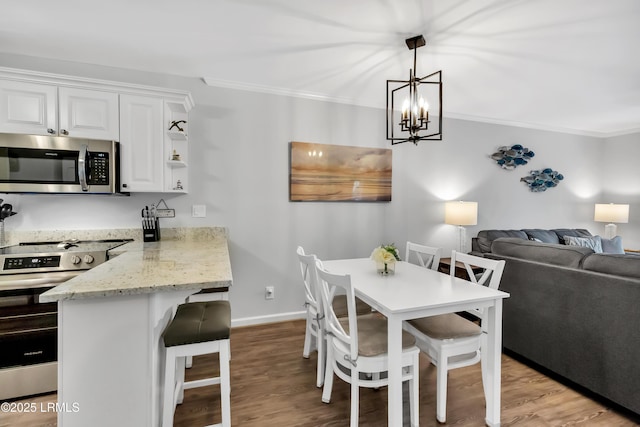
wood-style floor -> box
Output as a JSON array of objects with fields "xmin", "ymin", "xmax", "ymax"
[{"xmin": 1, "ymin": 319, "xmax": 638, "ymax": 426}]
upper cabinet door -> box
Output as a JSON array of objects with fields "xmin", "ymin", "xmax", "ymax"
[
  {"xmin": 119, "ymin": 94, "xmax": 164, "ymax": 192},
  {"xmin": 58, "ymin": 87, "xmax": 119, "ymax": 140},
  {"xmin": 0, "ymin": 80, "xmax": 57, "ymax": 135}
]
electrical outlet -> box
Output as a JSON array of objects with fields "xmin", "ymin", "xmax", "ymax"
[{"xmin": 265, "ymin": 286, "xmax": 275, "ymax": 300}]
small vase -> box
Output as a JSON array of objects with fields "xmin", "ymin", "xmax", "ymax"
[{"xmin": 377, "ymin": 261, "xmax": 395, "ymax": 275}]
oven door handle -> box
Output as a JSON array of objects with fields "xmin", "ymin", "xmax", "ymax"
[
  {"xmin": 78, "ymin": 144, "xmax": 89, "ymax": 192},
  {"xmin": 0, "ymin": 272, "xmax": 81, "ymax": 292}
]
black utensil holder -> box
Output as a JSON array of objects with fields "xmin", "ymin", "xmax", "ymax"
[{"xmin": 143, "ymin": 218, "xmax": 161, "ymax": 242}]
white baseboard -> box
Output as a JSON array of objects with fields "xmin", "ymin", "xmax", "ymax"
[{"xmin": 231, "ymin": 310, "xmax": 306, "ymax": 328}]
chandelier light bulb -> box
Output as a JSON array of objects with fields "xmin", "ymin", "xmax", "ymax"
[{"xmin": 401, "ymin": 99, "xmax": 410, "ymax": 120}]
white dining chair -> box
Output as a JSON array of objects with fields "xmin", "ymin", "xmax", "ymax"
[
  {"xmin": 315, "ymin": 259, "xmax": 420, "ymax": 427},
  {"xmin": 296, "ymin": 246, "xmax": 326, "ymax": 388},
  {"xmin": 403, "ymin": 250, "xmax": 505, "ymax": 423},
  {"xmin": 296, "ymin": 246, "xmax": 371, "ymax": 388},
  {"xmin": 405, "ymin": 241, "xmax": 442, "ymax": 270}
]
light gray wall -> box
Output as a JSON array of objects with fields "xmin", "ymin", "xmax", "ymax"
[
  {"xmin": 602, "ymin": 132, "xmax": 640, "ymax": 247},
  {"xmin": 1, "ymin": 53, "xmax": 634, "ymax": 323}
]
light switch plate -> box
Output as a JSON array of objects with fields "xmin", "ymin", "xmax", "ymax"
[{"xmin": 192, "ymin": 205, "xmax": 206, "ymax": 218}]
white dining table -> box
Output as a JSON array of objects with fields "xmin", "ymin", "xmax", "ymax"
[{"xmin": 323, "ymin": 258, "xmax": 509, "ymax": 426}]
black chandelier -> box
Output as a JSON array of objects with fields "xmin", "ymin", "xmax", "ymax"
[{"xmin": 386, "ymin": 35, "xmax": 443, "ymax": 145}]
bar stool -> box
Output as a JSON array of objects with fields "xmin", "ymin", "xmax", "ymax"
[
  {"xmin": 185, "ymin": 287, "xmax": 229, "ymax": 369},
  {"xmin": 161, "ymin": 300, "xmax": 231, "ymax": 427}
]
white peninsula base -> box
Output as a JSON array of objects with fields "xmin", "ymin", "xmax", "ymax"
[
  {"xmin": 57, "ymin": 290, "xmax": 193, "ymax": 427},
  {"xmin": 37, "ymin": 229, "xmax": 233, "ymax": 427}
]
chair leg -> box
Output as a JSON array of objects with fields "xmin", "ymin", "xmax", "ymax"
[
  {"xmin": 316, "ymin": 327, "xmax": 325, "ymax": 388},
  {"xmin": 176, "ymin": 356, "xmax": 186, "ymax": 404},
  {"xmin": 321, "ymin": 346, "xmax": 335, "ymax": 404},
  {"xmin": 220, "ymin": 340, "xmax": 231, "ymax": 427},
  {"xmin": 303, "ymin": 315, "xmax": 313, "ymax": 358},
  {"xmin": 436, "ymin": 351, "xmax": 448, "ymax": 423},
  {"xmin": 410, "ymin": 353, "xmax": 420, "ymax": 427},
  {"xmin": 350, "ymin": 369, "xmax": 360, "ymax": 427},
  {"xmin": 162, "ymin": 348, "xmax": 177, "ymax": 427}
]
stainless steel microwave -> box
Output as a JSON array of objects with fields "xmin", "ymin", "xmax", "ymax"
[{"xmin": 0, "ymin": 133, "xmax": 120, "ymax": 194}]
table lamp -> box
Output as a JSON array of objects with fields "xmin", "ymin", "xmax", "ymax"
[
  {"xmin": 445, "ymin": 201, "xmax": 478, "ymax": 253},
  {"xmin": 594, "ymin": 203, "xmax": 629, "ymax": 239}
]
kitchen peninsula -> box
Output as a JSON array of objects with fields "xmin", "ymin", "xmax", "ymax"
[{"xmin": 39, "ymin": 227, "xmax": 232, "ymax": 427}]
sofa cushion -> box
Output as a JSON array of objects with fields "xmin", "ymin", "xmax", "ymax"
[
  {"xmin": 476, "ymin": 230, "xmax": 528, "ymax": 253},
  {"xmin": 581, "ymin": 253, "xmax": 640, "ymax": 279},
  {"xmin": 491, "ymin": 237, "xmax": 593, "ymax": 268},
  {"xmin": 564, "ymin": 235, "xmax": 603, "ymax": 253},
  {"xmin": 523, "ymin": 229, "xmax": 560, "ymax": 244},
  {"xmin": 552, "ymin": 228, "xmax": 592, "ymax": 242},
  {"xmin": 601, "ymin": 236, "xmax": 625, "ymax": 254}
]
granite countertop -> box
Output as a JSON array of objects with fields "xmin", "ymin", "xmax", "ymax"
[{"xmin": 39, "ymin": 227, "xmax": 232, "ymax": 302}]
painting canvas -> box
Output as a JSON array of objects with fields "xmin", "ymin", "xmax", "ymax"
[{"xmin": 289, "ymin": 141, "xmax": 392, "ymax": 202}]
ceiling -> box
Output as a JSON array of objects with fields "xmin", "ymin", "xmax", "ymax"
[{"xmin": 2, "ymin": 0, "xmax": 639, "ymax": 137}]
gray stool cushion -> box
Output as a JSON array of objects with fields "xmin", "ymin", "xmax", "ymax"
[{"xmin": 162, "ymin": 300, "xmax": 231, "ymax": 347}]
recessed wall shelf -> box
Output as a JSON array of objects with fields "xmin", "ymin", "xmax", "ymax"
[
  {"xmin": 167, "ymin": 130, "xmax": 187, "ymax": 141},
  {"xmin": 166, "ymin": 160, "xmax": 187, "ymax": 168}
]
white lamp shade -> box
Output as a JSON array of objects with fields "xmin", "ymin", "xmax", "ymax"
[
  {"xmin": 594, "ymin": 203, "xmax": 629, "ymax": 223},
  {"xmin": 445, "ymin": 201, "xmax": 478, "ymax": 226}
]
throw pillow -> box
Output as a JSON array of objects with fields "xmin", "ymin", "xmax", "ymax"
[
  {"xmin": 600, "ymin": 235, "xmax": 625, "ymax": 254},
  {"xmin": 564, "ymin": 235, "xmax": 603, "ymax": 253}
]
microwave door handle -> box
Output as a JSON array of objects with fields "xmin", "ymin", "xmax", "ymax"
[{"xmin": 78, "ymin": 144, "xmax": 89, "ymax": 192}]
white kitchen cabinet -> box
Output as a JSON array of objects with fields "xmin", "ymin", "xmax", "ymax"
[
  {"xmin": 0, "ymin": 81, "xmax": 119, "ymax": 140},
  {"xmin": 119, "ymin": 94, "xmax": 164, "ymax": 192},
  {"xmin": 0, "ymin": 67, "xmax": 193, "ymax": 194},
  {"xmin": 0, "ymin": 80, "xmax": 57, "ymax": 135},
  {"xmin": 58, "ymin": 87, "xmax": 119, "ymax": 140}
]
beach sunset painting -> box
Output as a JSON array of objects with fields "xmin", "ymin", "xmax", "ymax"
[{"xmin": 289, "ymin": 141, "xmax": 392, "ymax": 202}]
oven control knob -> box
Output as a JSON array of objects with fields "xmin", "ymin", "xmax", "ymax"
[
  {"xmin": 71, "ymin": 255, "xmax": 82, "ymax": 265},
  {"xmin": 83, "ymin": 255, "xmax": 95, "ymax": 264}
]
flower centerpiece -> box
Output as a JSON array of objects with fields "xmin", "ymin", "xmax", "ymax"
[{"xmin": 370, "ymin": 244, "xmax": 401, "ymax": 275}]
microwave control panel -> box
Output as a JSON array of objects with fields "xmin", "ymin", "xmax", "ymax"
[{"xmin": 88, "ymin": 152, "xmax": 109, "ymax": 185}]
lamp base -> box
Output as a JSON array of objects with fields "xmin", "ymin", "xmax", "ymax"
[
  {"xmin": 604, "ymin": 223, "xmax": 617, "ymax": 239},
  {"xmin": 457, "ymin": 226, "xmax": 467, "ymax": 254}
]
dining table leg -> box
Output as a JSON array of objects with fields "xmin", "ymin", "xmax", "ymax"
[
  {"xmin": 483, "ymin": 299, "xmax": 503, "ymax": 426},
  {"xmin": 387, "ymin": 315, "xmax": 404, "ymax": 426}
]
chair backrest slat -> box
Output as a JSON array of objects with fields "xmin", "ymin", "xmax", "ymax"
[
  {"xmin": 450, "ymin": 250, "xmax": 505, "ymax": 324},
  {"xmin": 296, "ymin": 246, "xmax": 319, "ymax": 308},
  {"xmin": 405, "ymin": 241, "xmax": 442, "ymax": 271}
]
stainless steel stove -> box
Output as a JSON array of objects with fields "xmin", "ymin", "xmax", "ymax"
[{"xmin": 0, "ymin": 238, "xmax": 132, "ymax": 401}]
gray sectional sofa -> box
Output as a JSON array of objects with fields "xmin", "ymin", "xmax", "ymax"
[{"xmin": 472, "ymin": 229, "xmax": 640, "ymax": 416}]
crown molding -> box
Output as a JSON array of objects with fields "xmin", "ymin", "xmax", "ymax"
[
  {"xmin": 202, "ymin": 77, "xmax": 357, "ymax": 106},
  {"xmin": 0, "ymin": 66, "xmax": 194, "ymax": 108},
  {"xmin": 206, "ymin": 76, "xmax": 638, "ymax": 139}
]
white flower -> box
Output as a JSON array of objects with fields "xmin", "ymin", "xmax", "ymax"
[{"xmin": 371, "ymin": 247, "xmax": 397, "ymax": 264}]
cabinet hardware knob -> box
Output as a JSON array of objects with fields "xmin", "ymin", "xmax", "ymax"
[
  {"xmin": 47, "ymin": 128, "xmax": 55, "ymax": 134},
  {"xmin": 60, "ymin": 129, "xmax": 69, "ymax": 135}
]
